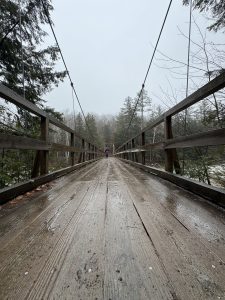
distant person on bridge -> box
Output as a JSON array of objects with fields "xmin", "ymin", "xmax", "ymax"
[{"xmin": 105, "ymin": 148, "xmax": 109, "ymax": 158}]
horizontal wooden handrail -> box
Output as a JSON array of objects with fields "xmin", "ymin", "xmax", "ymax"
[
  {"xmin": 116, "ymin": 128, "xmax": 225, "ymax": 154},
  {"xmin": 0, "ymin": 83, "xmax": 98, "ymax": 147},
  {"xmin": 0, "ymin": 84, "xmax": 103, "ymax": 187},
  {"xmin": 165, "ymin": 72, "xmax": 225, "ymax": 117},
  {"xmin": 0, "ymin": 134, "xmax": 101, "ymax": 155},
  {"xmin": 0, "ymin": 134, "xmax": 50, "ymax": 150},
  {"xmin": 164, "ymin": 128, "xmax": 225, "ymax": 149},
  {"xmin": 117, "ymin": 72, "xmax": 225, "ymax": 151}
]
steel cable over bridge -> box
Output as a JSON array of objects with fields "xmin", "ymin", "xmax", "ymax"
[{"xmin": 0, "ymin": 72, "xmax": 225, "ymax": 299}]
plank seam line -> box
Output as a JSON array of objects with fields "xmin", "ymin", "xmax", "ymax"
[
  {"xmin": 113, "ymin": 160, "xmax": 178, "ymax": 291},
  {"xmin": 130, "ymin": 193, "xmax": 179, "ymax": 300},
  {"xmin": 166, "ymin": 208, "xmax": 190, "ymax": 232},
  {"xmin": 102, "ymin": 181, "xmax": 110, "ymax": 300},
  {"xmin": 132, "ymin": 202, "xmax": 152, "ymax": 242},
  {"xmin": 114, "ymin": 160, "xmax": 180, "ymax": 299},
  {"xmin": 104, "ymin": 182, "xmax": 109, "ymax": 226},
  {"xmin": 121, "ymin": 160, "xmax": 225, "ymax": 265},
  {"xmin": 158, "ymin": 202, "xmax": 225, "ymax": 264}
]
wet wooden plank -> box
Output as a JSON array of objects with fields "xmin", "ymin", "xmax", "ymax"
[
  {"xmin": 0, "ymin": 161, "xmax": 106, "ymax": 299},
  {"xmin": 0, "ymin": 161, "xmax": 100, "ymax": 246},
  {"xmin": 46, "ymin": 179, "xmax": 107, "ymax": 299},
  {"xmin": 103, "ymin": 180, "xmax": 173, "ymax": 300},
  {"xmin": 116, "ymin": 160, "xmax": 225, "ymax": 260},
  {"xmin": 119, "ymin": 158, "xmax": 225, "ymax": 208},
  {"xmin": 0, "ymin": 159, "xmax": 98, "ymax": 204},
  {"xmin": 116, "ymin": 159, "xmax": 225, "ymax": 300},
  {"xmin": 0, "ymin": 158, "xmax": 224, "ymax": 300},
  {"xmin": 0, "ymin": 181, "xmax": 95, "ymax": 299}
]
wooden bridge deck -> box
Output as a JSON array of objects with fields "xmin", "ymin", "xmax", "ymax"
[{"xmin": 0, "ymin": 158, "xmax": 224, "ymax": 300}]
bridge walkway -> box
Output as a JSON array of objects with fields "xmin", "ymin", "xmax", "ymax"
[{"xmin": 0, "ymin": 158, "xmax": 224, "ymax": 299}]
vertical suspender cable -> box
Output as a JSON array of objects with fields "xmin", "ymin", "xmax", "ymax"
[
  {"xmin": 19, "ymin": 0, "xmax": 25, "ymax": 99},
  {"xmin": 185, "ymin": 0, "xmax": 192, "ymax": 116},
  {"xmin": 71, "ymin": 88, "xmax": 76, "ymax": 131},
  {"xmin": 18, "ymin": 0, "xmax": 30, "ymax": 132},
  {"xmin": 183, "ymin": 0, "xmax": 192, "ymax": 174},
  {"xmin": 124, "ymin": 0, "xmax": 173, "ymax": 140}
]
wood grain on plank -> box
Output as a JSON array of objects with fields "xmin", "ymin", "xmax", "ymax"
[{"xmin": 0, "ymin": 158, "xmax": 224, "ymax": 300}]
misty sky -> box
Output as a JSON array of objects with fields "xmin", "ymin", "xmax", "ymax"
[{"xmin": 44, "ymin": 0, "xmax": 224, "ymax": 116}]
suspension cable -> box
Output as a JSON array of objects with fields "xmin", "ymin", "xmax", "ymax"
[
  {"xmin": 71, "ymin": 88, "xmax": 76, "ymax": 130},
  {"xmin": 19, "ymin": 0, "xmax": 25, "ymax": 99},
  {"xmin": 183, "ymin": 0, "xmax": 192, "ymax": 174},
  {"xmin": 0, "ymin": 22, "xmax": 20, "ymax": 48},
  {"xmin": 185, "ymin": 0, "xmax": 192, "ymax": 104},
  {"xmin": 40, "ymin": 0, "xmax": 94, "ymax": 140},
  {"xmin": 0, "ymin": 4, "xmax": 35, "ymax": 49},
  {"xmin": 124, "ymin": 0, "xmax": 173, "ymax": 139}
]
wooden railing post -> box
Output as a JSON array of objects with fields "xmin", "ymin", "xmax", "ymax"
[
  {"xmin": 141, "ymin": 132, "xmax": 146, "ymax": 165},
  {"xmin": 82, "ymin": 139, "xmax": 85, "ymax": 162},
  {"xmin": 71, "ymin": 132, "xmax": 75, "ymax": 166},
  {"xmin": 85, "ymin": 141, "xmax": 87, "ymax": 162},
  {"xmin": 131, "ymin": 139, "xmax": 135, "ymax": 161},
  {"xmin": 132, "ymin": 139, "xmax": 138, "ymax": 162},
  {"xmin": 40, "ymin": 116, "xmax": 49, "ymax": 175},
  {"xmin": 88, "ymin": 143, "xmax": 91, "ymax": 160},
  {"xmin": 129, "ymin": 142, "xmax": 132, "ymax": 161},
  {"xmin": 91, "ymin": 145, "xmax": 94, "ymax": 159},
  {"xmin": 31, "ymin": 151, "xmax": 40, "ymax": 178},
  {"xmin": 164, "ymin": 116, "xmax": 173, "ymax": 172}
]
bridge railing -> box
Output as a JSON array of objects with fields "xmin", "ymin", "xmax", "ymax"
[
  {"xmin": 115, "ymin": 72, "xmax": 225, "ymax": 207},
  {"xmin": 0, "ymin": 83, "xmax": 102, "ymax": 203}
]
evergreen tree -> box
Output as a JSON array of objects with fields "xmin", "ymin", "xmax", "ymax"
[
  {"xmin": 121, "ymin": 96, "xmax": 141, "ymax": 137},
  {"xmin": 0, "ymin": 0, "xmax": 68, "ymax": 188},
  {"xmin": 85, "ymin": 113, "xmax": 102, "ymax": 147},
  {"xmin": 102, "ymin": 123, "xmax": 112, "ymax": 147},
  {"xmin": 0, "ymin": 0, "xmax": 66, "ymax": 105},
  {"xmin": 114, "ymin": 96, "xmax": 141, "ymax": 148},
  {"xmin": 114, "ymin": 112, "xmax": 127, "ymax": 148},
  {"xmin": 183, "ymin": 0, "xmax": 225, "ymax": 31},
  {"xmin": 134, "ymin": 89, "xmax": 151, "ymax": 129},
  {"xmin": 75, "ymin": 113, "xmax": 85, "ymax": 137}
]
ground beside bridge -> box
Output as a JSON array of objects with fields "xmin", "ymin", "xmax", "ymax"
[{"xmin": 0, "ymin": 157, "xmax": 224, "ymax": 299}]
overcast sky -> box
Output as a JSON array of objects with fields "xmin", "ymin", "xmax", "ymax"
[{"xmin": 44, "ymin": 0, "xmax": 224, "ymax": 116}]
